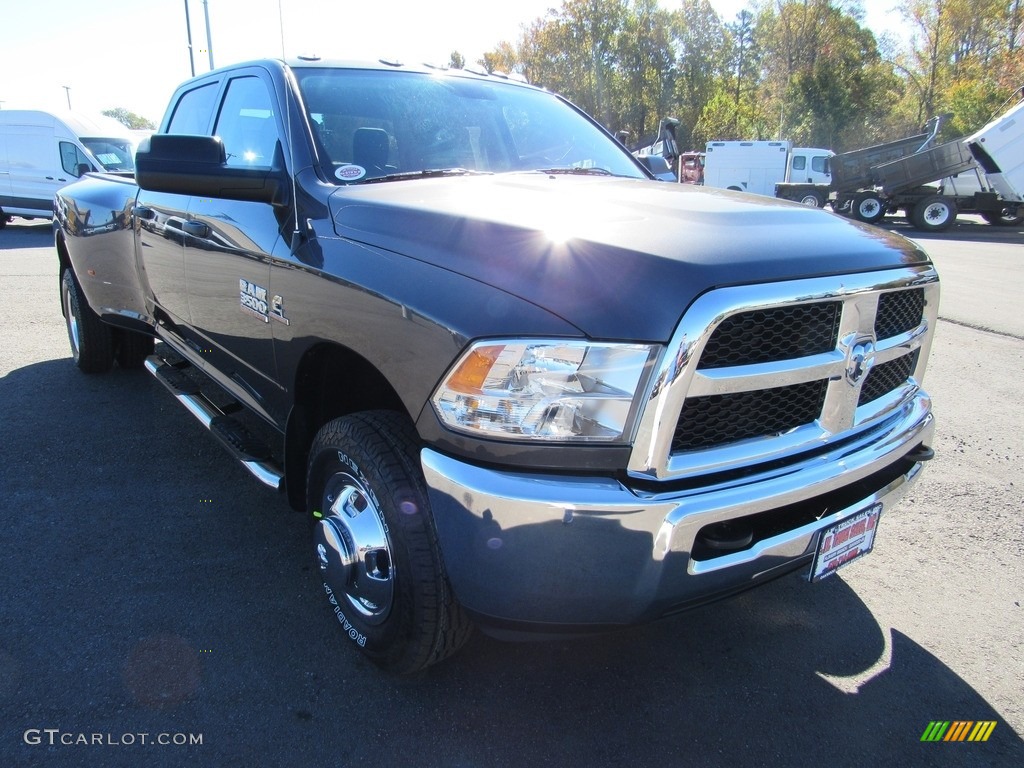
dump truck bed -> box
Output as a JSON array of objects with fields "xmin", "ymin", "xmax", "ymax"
[
  {"xmin": 873, "ymin": 139, "xmax": 976, "ymax": 196},
  {"xmin": 830, "ymin": 132, "xmax": 930, "ymax": 191}
]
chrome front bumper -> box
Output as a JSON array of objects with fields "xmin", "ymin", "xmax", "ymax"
[{"xmin": 422, "ymin": 393, "xmax": 934, "ymax": 631}]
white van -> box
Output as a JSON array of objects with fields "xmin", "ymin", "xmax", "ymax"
[
  {"xmin": 0, "ymin": 110, "xmax": 137, "ymax": 227},
  {"xmin": 704, "ymin": 140, "xmax": 832, "ymax": 197}
]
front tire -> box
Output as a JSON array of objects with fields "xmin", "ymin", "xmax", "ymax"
[
  {"xmin": 306, "ymin": 411, "xmax": 471, "ymax": 673},
  {"xmin": 61, "ymin": 268, "xmax": 114, "ymax": 373}
]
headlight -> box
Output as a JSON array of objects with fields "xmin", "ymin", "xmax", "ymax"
[{"xmin": 431, "ymin": 340, "xmax": 659, "ymax": 442}]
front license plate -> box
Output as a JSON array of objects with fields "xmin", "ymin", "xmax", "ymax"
[{"xmin": 810, "ymin": 502, "xmax": 883, "ymax": 582}]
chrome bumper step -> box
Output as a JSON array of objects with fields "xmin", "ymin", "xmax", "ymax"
[{"xmin": 145, "ymin": 354, "xmax": 284, "ymax": 491}]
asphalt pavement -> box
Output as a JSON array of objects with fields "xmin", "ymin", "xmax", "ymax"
[{"xmin": 0, "ymin": 215, "xmax": 1021, "ymax": 767}]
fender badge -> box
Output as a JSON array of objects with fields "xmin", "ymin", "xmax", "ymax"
[{"xmin": 270, "ymin": 294, "xmax": 290, "ymax": 325}]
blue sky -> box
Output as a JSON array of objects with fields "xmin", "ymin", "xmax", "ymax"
[{"xmin": 0, "ymin": 0, "xmax": 909, "ymax": 123}]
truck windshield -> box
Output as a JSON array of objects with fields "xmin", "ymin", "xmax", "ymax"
[
  {"xmin": 81, "ymin": 137, "xmax": 137, "ymax": 172},
  {"xmin": 295, "ymin": 68, "xmax": 645, "ymax": 183}
]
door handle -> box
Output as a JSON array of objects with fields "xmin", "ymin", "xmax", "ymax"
[
  {"xmin": 132, "ymin": 206, "xmax": 155, "ymax": 220},
  {"xmin": 182, "ymin": 220, "xmax": 209, "ymax": 238}
]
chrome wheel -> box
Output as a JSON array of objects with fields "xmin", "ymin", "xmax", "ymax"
[
  {"xmin": 314, "ymin": 471, "xmax": 395, "ymax": 625},
  {"xmin": 63, "ymin": 279, "xmax": 82, "ymax": 363}
]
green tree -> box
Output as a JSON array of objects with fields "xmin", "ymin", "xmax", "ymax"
[
  {"xmin": 755, "ymin": 1, "xmax": 899, "ymax": 149},
  {"xmin": 610, "ymin": 0, "xmax": 677, "ymax": 142},
  {"xmin": 102, "ymin": 108, "xmax": 155, "ymax": 131},
  {"xmin": 479, "ymin": 41, "xmax": 518, "ymax": 74},
  {"xmin": 895, "ymin": 0, "xmax": 1021, "ymax": 133},
  {"xmin": 726, "ymin": 9, "xmax": 760, "ymax": 135},
  {"xmin": 672, "ymin": 0, "xmax": 729, "ymax": 147},
  {"xmin": 478, "ymin": 0, "xmax": 1020, "ymax": 158}
]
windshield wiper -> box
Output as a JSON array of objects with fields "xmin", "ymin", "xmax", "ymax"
[
  {"xmin": 359, "ymin": 168, "xmax": 491, "ymax": 184},
  {"xmin": 535, "ymin": 166, "xmax": 614, "ymax": 176}
]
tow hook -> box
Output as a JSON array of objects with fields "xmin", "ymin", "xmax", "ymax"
[{"xmin": 906, "ymin": 445, "xmax": 935, "ymax": 462}]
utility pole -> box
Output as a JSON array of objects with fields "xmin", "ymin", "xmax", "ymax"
[
  {"xmin": 62, "ymin": 86, "xmax": 72, "ymax": 110},
  {"xmin": 184, "ymin": 0, "xmax": 196, "ymax": 77},
  {"xmin": 202, "ymin": 0, "xmax": 215, "ymax": 70}
]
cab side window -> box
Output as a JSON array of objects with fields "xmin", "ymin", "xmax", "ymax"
[
  {"xmin": 791, "ymin": 155, "xmax": 806, "ymax": 171},
  {"xmin": 811, "ymin": 156, "xmax": 828, "ymax": 173},
  {"xmin": 214, "ymin": 77, "xmax": 280, "ymax": 167},
  {"xmin": 59, "ymin": 142, "xmax": 92, "ymax": 177},
  {"xmin": 167, "ymin": 82, "xmax": 219, "ymax": 135}
]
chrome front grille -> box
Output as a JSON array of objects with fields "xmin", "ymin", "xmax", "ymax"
[{"xmin": 628, "ymin": 266, "xmax": 940, "ymax": 482}]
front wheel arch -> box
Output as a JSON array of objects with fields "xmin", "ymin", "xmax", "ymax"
[{"xmin": 284, "ymin": 342, "xmax": 409, "ymax": 512}]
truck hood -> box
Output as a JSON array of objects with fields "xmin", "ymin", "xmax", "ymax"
[{"xmin": 329, "ymin": 174, "xmax": 929, "ymax": 341}]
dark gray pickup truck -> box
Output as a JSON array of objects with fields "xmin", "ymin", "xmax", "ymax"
[{"xmin": 54, "ymin": 58, "xmax": 939, "ymax": 673}]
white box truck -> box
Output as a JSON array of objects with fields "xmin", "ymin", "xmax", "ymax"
[
  {"xmin": 703, "ymin": 140, "xmax": 832, "ymax": 200},
  {"xmin": 967, "ymin": 93, "xmax": 1024, "ymax": 204},
  {"xmin": 0, "ymin": 110, "xmax": 137, "ymax": 227}
]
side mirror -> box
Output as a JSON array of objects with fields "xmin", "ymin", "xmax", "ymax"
[
  {"xmin": 136, "ymin": 134, "xmax": 284, "ymax": 205},
  {"xmin": 635, "ymin": 154, "xmax": 674, "ymax": 180},
  {"xmin": 75, "ymin": 163, "xmax": 93, "ymax": 178}
]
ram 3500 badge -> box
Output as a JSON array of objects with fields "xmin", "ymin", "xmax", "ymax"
[{"xmin": 55, "ymin": 58, "xmax": 938, "ymax": 673}]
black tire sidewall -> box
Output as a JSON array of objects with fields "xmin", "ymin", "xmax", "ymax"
[
  {"xmin": 306, "ymin": 413, "xmax": 440, "ymax": 672},
  {"xmin": 61, "ymin": 268, "xmax": 114, "ymax": 373}
]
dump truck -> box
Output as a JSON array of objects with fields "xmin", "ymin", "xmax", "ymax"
[{"xmin": 776, "ymin": 101, "xmax": 1024, "ymax": 230}]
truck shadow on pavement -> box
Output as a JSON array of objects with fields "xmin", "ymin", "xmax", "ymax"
[{"xmin": 1, "ymin": 357, "xmax": 1020, "ymax": 768}]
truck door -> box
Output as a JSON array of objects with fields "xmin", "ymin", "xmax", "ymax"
[
  {"xmin": 789, "ymin": 149, "xmax": 833, "ymax": 185},
  {"xmin": 136, "ymin": 80, "xmax": 221, "ymax": 329},
  {"xmin": 182, "ymin": 71, "xmax": 285, "ymax": 417},
  {"xmin": 808, "ymin": 152, "xmax": 832, "ymax": 185}
]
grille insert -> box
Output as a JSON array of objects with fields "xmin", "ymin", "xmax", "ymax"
[
  {"xmin": 875, "ymin": 289, "xmax": 924, "ymax": 339},
  {"xmin": 673, "ymin": 380, "xmax": 827, "ymax": 452},
  {"xmin": 699, "ymin": 302, "xmax": 841, "ymax": 369},
  {"xmin": 859, "ymin": 350, "xmax": 918, "ymax": 405}
]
